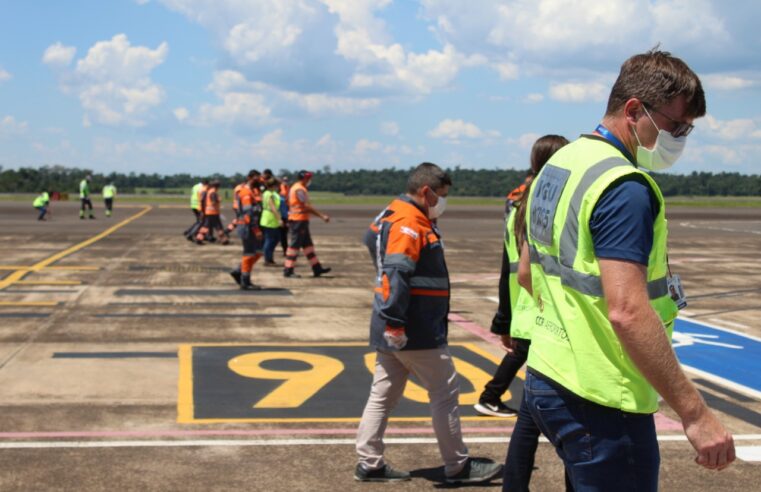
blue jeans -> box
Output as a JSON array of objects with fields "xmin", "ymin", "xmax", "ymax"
[
  {"xmin": 503, "ymin": 393, "xmax": 541, "ymax": 491},
  {"xmin": 262, "ymin": 227, "xmax": 280, "ymax": 262},
  {"xmin": 524, "ymin": 370, "xmax": 659, "ymax": 492}
]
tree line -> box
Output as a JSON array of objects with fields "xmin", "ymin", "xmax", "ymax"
[{"xmin": 1, "ymin": 164, "xmax": 759, "ymax": 197}]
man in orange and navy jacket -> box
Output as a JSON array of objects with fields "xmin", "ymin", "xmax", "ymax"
[
  {"xmin": 355, "ymin": 162, "xmax": 502, "ymax": 484},
  {"xmin": 230, "ymin": 170, "xmax": 264, "ymax": 289}
]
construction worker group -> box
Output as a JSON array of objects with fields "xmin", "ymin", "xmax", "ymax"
[{"xmin": 184, "ymin": 169, "xmax": 331, "ymax": 290}]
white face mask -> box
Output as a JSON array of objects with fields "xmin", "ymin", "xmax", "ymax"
[
  {"xmin": 428, "ymin": 195, "xmax": 447, "ymax": 219},
  {"xmin": 634, "ymin": 106, "xmax": 687, "ymax": 172}
]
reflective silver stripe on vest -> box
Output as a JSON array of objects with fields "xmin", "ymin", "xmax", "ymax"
[
  {"xmin": 532, "ymin": 156, "xmax": 668, "ymax": 300},
  {"xmin": 384, "ymin": 253, "xmax": 416, "ymax": 272},
  {"xmin": 409, "ymin": 276, "xmax": 449, "ymax": 289},
  {"xmin": 531, "ymin": 245, "xmax": 670, "ymax": 299},
  {"xmin": 509, "ymin": 262, "xmax": 519, "ymax": 274},
  {"xmin": 530, "ymin": 245, "xmax": 603, "ymax": 296},
  {"xmin": 559, "ymin": 157, "xmax": 631, "ymax": 266}
]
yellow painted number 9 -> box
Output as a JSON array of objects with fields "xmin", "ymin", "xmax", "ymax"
[{"xmin": 228, "ymin": 351, "xmax": 344, "ymax": 408}]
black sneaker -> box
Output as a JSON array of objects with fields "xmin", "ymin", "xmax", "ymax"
[
  {"xmin": 312, "ymin": 265, "xmax": 331, "ymax": 277},
  {"xmin": 283, "ymin": 268, "xmax": 300, "ymax": 278},
  {"xmin": 474, "ymin": 400, "xmax": 517, "ymax": 418},
  {"xmin": 445, "ymin": 458, "xmax": 502, "ymax": 484},
  {"xmin": 230, "ymin": 270, "xmax": 241, "ymax": 285},
  {"xmin": 354, "ymin": 464, "xmax": 410, "ymax": 482}
]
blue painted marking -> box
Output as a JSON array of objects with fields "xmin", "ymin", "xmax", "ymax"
[{"xmin": 673, "ymin": 318, "xmax": 761, "ymax": 394}]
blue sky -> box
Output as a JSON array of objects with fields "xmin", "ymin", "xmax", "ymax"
[{"xmin": 1, "ymin": 0, "xmax": 760, "ymax": 176}]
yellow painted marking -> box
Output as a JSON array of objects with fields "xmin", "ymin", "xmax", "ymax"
[
  {"xmin": 229, "ymin": 352, "xmax": 344, "ymax": 409},
  {"xmin": 0, "ymin": 266, "xmax": 99, "ymax": 271},
  {"xmin": 177, "ymin": 345, "xmax": 194, "ymax": 424},
  {"xmin": 0, "ymin": 301, "xmax": 58, "ymax": 307},
  {"xmin": 15, "ymin": 280, "xmax": 82, "ymax": 286},
  {"xmin": 0, "ymin": 206, "xmax": 152, "ymax": 290},
  {"xmin": 363, "ymin": 352, "xmax": 500, "ymax": 405},
  {"xmin": 176, "ymin": 343, "xmax": 514, "ymax": 424},
  {"xmin": 158, "ymin": 204, "xmax": 189, "ymax": 209}
]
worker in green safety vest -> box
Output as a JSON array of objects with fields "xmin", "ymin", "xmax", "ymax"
[
  {"xmin": 33, "ymin": 190, "xmax": 50, "ymax": 221},
  {"xmin": 79, "ymin": 175, "xmax": 95, "ymax": 219},
  {"xmin": 516, "ymin": 49, "xmax": 734, "ymax": 490},
  {"xmin": 102, "ymin": 182, "xmax": 117, "ymax": 217}
]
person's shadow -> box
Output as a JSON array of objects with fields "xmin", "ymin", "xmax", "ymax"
[{"xmin": 410, "ymin": 466, "xmax": 503, "ymax": 488}]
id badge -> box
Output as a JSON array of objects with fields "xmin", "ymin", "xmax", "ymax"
[{"xmin": 667, "ymin": 274, "xmax": 688, "ymax": 310}]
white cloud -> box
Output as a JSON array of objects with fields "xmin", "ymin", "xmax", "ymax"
[
  {"xmin": 196, "ymin": 92, "xmax": 272, "ymax": 127},
  {"xmin": 380, "ymin": 121, "xmax": 399, "ymax": 136},
  {"xmin": 0, "ymin": 115, "xmax": 29, "ymax": 137},
  {"xmin": 354, "ymin": 138, "xmax": 383, "ymax": 155},
  {"xmin": 428, "ymin": 118, "xmax": 500, "ymax": 141},
  {"xmin": 495, "ymin": 62, "xmax": 519, "ymax": 81},
  {"xmin": 0, "ymin": 68, "xmax": 11, "ymax": 82},
  {"xmin": 549, "ymin": 81, "xmax": 608, "ymax": 103},
  {"xmin": 512, "ymin": 132, "xmax": 542, "ymax": 149},
  {"xmin": 700, "ymin": 114, "xmax": 761, "ymax": 141},
  {"xmin": 44, "ymin": 34, "xmax": 168, "ymax": 127},
  {"xmin": 524, "ymin": 93, "xmax": 544, "ymax": 103},
  {"xmin": 180, "ymin": 69, "xmax": 378, "ymax": 126},
  {"xmin": 42, "ymin": 42, "xmax": 77, "ymax": 66},
  {"xmin": 702, "ymin": 73, "xmax": 756, "ymax": 91},
  {"xmin": 173, "ymin": 107, "xmax": 189, "ymax": 121}
]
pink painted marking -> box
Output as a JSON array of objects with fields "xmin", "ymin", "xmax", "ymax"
[
  {"xmin": 0, "ymin": 426, "xmax": 511, "ymax": 440},
  {"xmin": 447, "ymin": 312, "xmax": 500, "ymax": 346}
]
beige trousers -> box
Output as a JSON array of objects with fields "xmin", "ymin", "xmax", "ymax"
[{"xmin": 355, "ymin": 347, "xmax": 469, "ymax": 476}]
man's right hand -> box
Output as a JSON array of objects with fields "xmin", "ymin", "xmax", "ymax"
[{"xmin": 683, "ymin": 406, "xmax": 735, "ymax": 470}]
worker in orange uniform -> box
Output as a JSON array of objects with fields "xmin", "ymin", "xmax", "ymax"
[
  {"xmin": 505, "ymin": 173, "xmax": 534, "ymax": 215},
  {"xmin": 227, "ymin": 171, "xmax": 261, "ymax": 233},
  {"xmin": 283, "ymin": 170, "xmax": 331, "ymax": 278},
  {"xmin": 230, "ymin": 170, "xmax": 264, "ymax": 289},
  {"xmin": 278, "ymin": 175, "xmax": 290, "ymax": 256},
  {"xmin": 195, "ymin": 180, "xmax": 229, "ymax": 245}
]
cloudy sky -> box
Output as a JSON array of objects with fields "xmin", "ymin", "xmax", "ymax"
[{"xmin": 1, "ymin": 0, "xmax": 760, "ymax": 175}]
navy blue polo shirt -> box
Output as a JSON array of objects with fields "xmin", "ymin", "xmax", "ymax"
[{"xmin": 588, "ymin": 137, "xmax": 660, "ymax": 266}]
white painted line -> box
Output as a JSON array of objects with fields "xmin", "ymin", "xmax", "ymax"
[
  {"xmin": 707, "ymin": 318, "xmax": 750, "ymax": 331},
  {"xmin": 736, "ymin": 446, "xmax": 761, "ymax": 462},
  {"xmin": 486, "ymin": 296, "xmax": 499, "ymax": 304},
  {"xmin": 681, "ymin": 364, "xmax": 761, "ymax": 401},
  {"xmin": 2, "ymin": 434, "xmax": 761, "ymax": 450},
  {"xmin": 679, "ymin": 316, "xmax": 761, "ymax": 344}
]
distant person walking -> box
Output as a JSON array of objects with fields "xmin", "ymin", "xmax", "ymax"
[
  {"xmin": 230, "ymin": 171, "xmax": 264, "ymax": 289},
  {"xmin": 260, "ymin": 178, "xmax": 282, "ymax": 266},
  {"xmin": 355, "ymin": 162, "xmax": 502, "ymax": 485},
  {"xmin": 102, "ymin": 182, "xmax": 117, "ymax": 218},
  {"xmin": 33, "ymin": 190, "xmax": 50, "ymax": 221},
  {"xmin": 195, "ymin": 180, "xmax": 229, "ymax": 245},
  {"xmin": 185, "ymin": 179, "xmax": 208, "ymax": 241},
  {"xmin": 283, "ymin": 170, "xmax": 331, "ymax": 278},
  {"xmin": 79, "ymin": 175, "xmax": 95, "ymax": 219},
  {"xmin": 517, "ymin": 49, "xmax": 734, "ymax": 491},
  {"xmin": 278, "ymin": 176, "xmax": 290, "ymax": 256}
]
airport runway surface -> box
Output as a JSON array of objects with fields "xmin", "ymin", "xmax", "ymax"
[{"xmin": 0, "ymin": 200, "xmax": 759, "ymax": 490}]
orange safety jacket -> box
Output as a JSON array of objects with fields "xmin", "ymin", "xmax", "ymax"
[
  {"xmin": 368, "ymin": 195, "xmax": 450, "ymax": 351},
  {"xmin": 204, "ymin": 189, "xmax": 221, "ymax": 216},
  {"xmin": 236, "ymin": 184, "xmax": 262, "ymax": 234},
  {"xmin": 279, "ymin": 182, "xmax": 290, "ymax": 198},
  {"xmin": 288, "ymin": 181, "xmax": 310, "ymax": 221},
  {"xmin": 232, "ymin": 183, "xmax": 245, "ymax": 212},
  {"xmin": 197, "ymin": 184, "xmax": 208, "ymax": 213}
]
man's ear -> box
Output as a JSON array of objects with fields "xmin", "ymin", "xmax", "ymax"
[{"xmin": 623, "ymin": 98, "xmax": 642, "ymax": 125}]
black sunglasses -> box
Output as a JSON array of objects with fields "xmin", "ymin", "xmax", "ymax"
[{"xmin": 644, "ymin": 104, "xmax": 694, "ymax": 138}]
